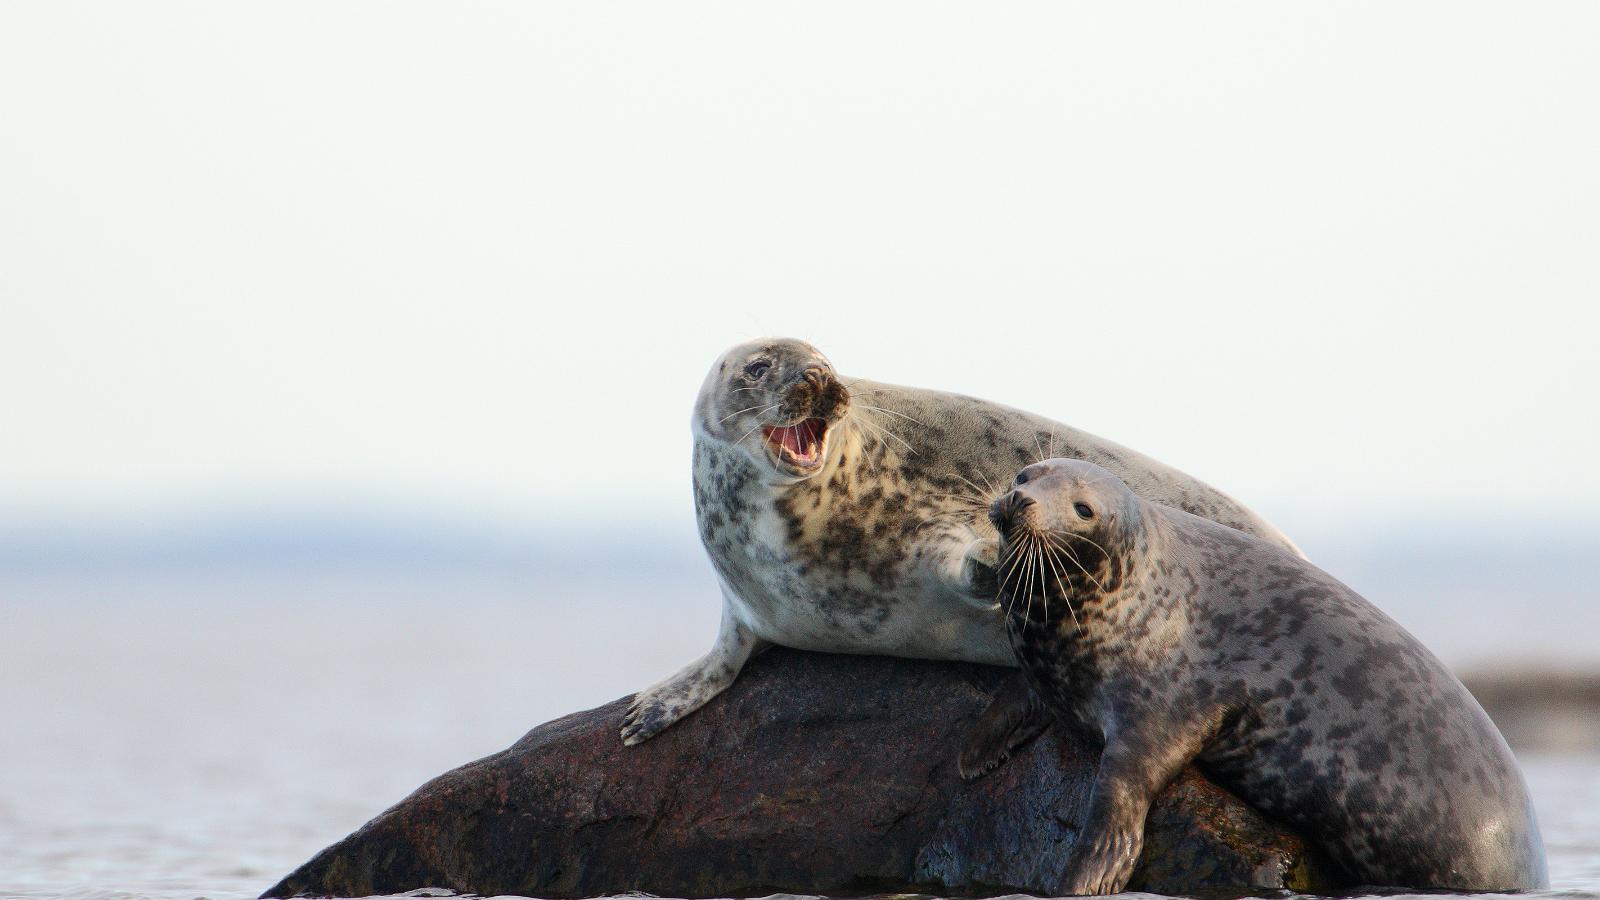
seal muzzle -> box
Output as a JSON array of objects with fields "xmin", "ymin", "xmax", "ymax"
[
  {"xmin": 761, "ymin": 368, "xmax": 848, "ymax": 475},
  {"xmin": 989, "ymin": 490, "xmax": 1036, "ymax": 532}
]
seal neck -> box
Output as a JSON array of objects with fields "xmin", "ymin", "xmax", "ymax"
[{"xmin": 1085, "ymin": 512, "xmax": 1189, "ymax": 638}]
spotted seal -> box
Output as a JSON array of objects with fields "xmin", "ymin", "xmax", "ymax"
[
  {"xmin": 983, "ymin": 457, "xmax": 1547, "ymax": 893},
  {"xmin": 619, "ymin": 337, "xmax": 1302, "ymax": 746}
]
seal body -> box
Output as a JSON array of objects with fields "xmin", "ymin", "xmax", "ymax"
[
  {"xmin": 987, "ymin": 458, "xmax": 1547, "ymax": 893},
  {"xmin": 620, "ymin": 337, "xmax": 1300, "ymax": 745}
]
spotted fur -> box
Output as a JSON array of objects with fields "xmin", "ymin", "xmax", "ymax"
[
  {"xmin": 620, "ymin": 337, "xmax": 1302, "ymax": 745},
  {"xmin": 989, "ymin": 458, "xmax": 1548, "ymax": 894}
]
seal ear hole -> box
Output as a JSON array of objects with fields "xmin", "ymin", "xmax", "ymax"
[
  {"xmin": 744, "ymin": 360, "xmax": 772, "ymax": 379},
  {"xmin": 1074, "ymin": 502, "xmax": 1094, "ymax": 519}
]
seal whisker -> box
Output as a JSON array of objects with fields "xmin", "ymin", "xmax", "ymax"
[
  {"xmin": 1025, "ymin": 534, "xmax": 1039, "ymax": 625},
  {"xmin": 1029, "ymin": 424, "xmax": 1062, "ymax": 467},
  {"xmin": 869, "ymin": 420, "xmax": 917, "ymax": 456},
  {"xmin": 947, "ymin": 472, "xmax": 1000, "ymax": 506},
  {"xmin": 926, "ymin": 492, "xmax": 990, "ymax": 506},
  {"xmin": 851, "ymin": 413, "xmax": 889, "ymax": 477},
  {"xmin": 1040, "ymin": 538, "xmax": 1085, "ymax": 634},
  {"xmin": 998, "ymin": 534, "xmax": 1030, "ymax": 604},
  {"xmin": 997, "ymin": 555, "xmax": 1019, "ymax": 615},
  {"xmin": 1037, "ymin": 534, "xmax": 1063, "ymax": 598},
  {"xmin": 1034, "ymin": 533, "xmax": 1050, "ymax": 626},
  {"xmin": 910, "ymin": 503, "xmax": 985, "ymax": 532},
  {"xmin": 1049, "ymin": 528, "xmax": 1113, "ymax": 562},
  {"xmin": 849, "ymin": 404, "xmax": 918, "ymax": 456},
  {"xmin": 719, "ymin": 402, "xmax": 780, "ymax": 424},
  {"xmin": 1011, "ymin": 535, "xmax": 1031, "ymax": 623},
  {"xmin": 730, "ymin": 406, "xmax": 781, "ymax": 449},
  {"xmin": 998, "ymin": 536, "xmax": 1027, "ymax": 592},
  {"xmin": 849, "ymin": 409, "xmax": 905, "ymax": 458},
  {"xmin": 846, "ymin": 412, "xmax": 892, "ymax": 477},
  {"xmin": 1049, "ymin": 535, "xmax": 1108, "ymax": 593},
  {"xmin": 851, "ymin": 402, "xmax": 927, "ymax": 428},
  {"xmin": 1022, "ymin": 531, "xmax": 1040, "ymax": 626}
]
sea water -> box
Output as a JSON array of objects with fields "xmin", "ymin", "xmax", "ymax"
[{"xmin": 2, "ymin": 571, "xmax": 1596, "ymax": 900}]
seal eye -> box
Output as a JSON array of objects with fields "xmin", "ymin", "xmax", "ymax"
[
  {"xmin": 745, "ymin": 360, "xmax": 771, "ymax": 379},
  {"xmin": 1074, "ymin": 502, "xmax": 1094, "ymax": 519},
  {"xmin": 1015, "ymin": 470, "xmax": 1031, "ymax": 485}
]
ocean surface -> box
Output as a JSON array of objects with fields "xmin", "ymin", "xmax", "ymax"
[{"xmin": 2, "ymin": 567, "xmax": 1597, "ymax": 900}]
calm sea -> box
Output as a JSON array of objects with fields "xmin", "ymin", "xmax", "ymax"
[{"xmin": 2, "ymin": 569, "xmax": 1596, "ymax": 900}]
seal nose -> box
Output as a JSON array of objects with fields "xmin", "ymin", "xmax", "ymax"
[
  {"xmin": 989, "ymin": 490, "xmax": 1036, "ymax": 529},
  {"xmin": 794, "ymin": 366, "xmax": 849, "ymax": 421}
]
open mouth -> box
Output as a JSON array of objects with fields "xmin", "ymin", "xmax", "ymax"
[{"xmin": 762, "ymin": 417, "xmax": 829, "ymax": 471}]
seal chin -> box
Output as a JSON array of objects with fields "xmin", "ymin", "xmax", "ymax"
[{"xmin": 762, "ymin": 417, "xmax": 831, "ymax": 476}]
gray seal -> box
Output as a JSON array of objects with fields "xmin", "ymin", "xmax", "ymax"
[
  {"xmin": 620, "ymin": 337, "xmax": 1301, "ymax": 746},
  {"xmin": 983, "ymin": 457, "xmax": 1547, "ymax": 893}
]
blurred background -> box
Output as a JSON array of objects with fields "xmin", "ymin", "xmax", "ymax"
[{"xmin": 1, "ymin": 3, "xmax": 1596, "ymax": 898}]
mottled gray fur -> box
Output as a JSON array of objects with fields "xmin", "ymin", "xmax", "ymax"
[
  {"xmin": 987, "ymin": 458, "xmax": 1547, "ymax": 893},
  {"xmin": 621, "ymin": 338, "xmax": 1301, "ymax": 745}
]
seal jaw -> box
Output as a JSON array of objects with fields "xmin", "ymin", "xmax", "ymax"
[
  {"xmin": 762, "ymin": 417, "xmax": 831, "ymax": 476},
  {"xmin": 755, "ymin": 365, "xmax": 848, "ymax": 479}
]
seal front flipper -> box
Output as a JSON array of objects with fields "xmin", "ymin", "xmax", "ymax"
[
  {"xmin": 621, "ymin": 605, "xmax": 767, "ymax": 746},
  {"xmin": 1059, "ymin": 815, "xmax": 1143, "ymax": 897},
  {"xmin": 1058, "ymin": 735, "xmax": 1194, "ymax": 895},
  {"xmin": 953, "ymin": 537, "xmax": 1002, "ymax": 611},
  {"xmin": 957, "ymin": 672, "xmax": 1047, "ymax": 780}
]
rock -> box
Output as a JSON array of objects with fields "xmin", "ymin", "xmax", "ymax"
[{"xmin": 263, "ymin": 648, "xmax": 1333, "ymax": 898}]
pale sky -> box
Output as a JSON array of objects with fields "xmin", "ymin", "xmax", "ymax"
[{"xmin": 2, "ymin": 2, "xmax": 1596, "ymax": 529}]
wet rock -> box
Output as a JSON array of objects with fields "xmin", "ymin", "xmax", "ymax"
[{"xmin": 263, "ymin": 648, "xmax": 1332, "ymax": 898}]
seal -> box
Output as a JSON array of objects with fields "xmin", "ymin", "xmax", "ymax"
[
  {"xmin": 984, "ymin": 457, "xmax": 1547, "ymax": 893},
  {"xmin": 620, "ymin": 337, "xmax": 1302, "ymax": 747}
]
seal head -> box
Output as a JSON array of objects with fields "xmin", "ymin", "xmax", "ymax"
[
  {"xmin": 693, "ymin": 338, "xmax": 852, "ymax": 481},
  {"xmin": 989, "ymin": 458, "xmax": 1142, "ymax": 625}
]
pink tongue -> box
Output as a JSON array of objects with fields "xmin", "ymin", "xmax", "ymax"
[{"xmin": 780, "ymin": 425, "xmax": 804, "ymax": 454}]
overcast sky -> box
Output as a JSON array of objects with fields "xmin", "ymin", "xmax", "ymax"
[{"xmin": 2, "ymin": 2, "xmax": 1595, "ymax": 532}]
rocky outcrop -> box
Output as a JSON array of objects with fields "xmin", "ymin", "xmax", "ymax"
[{"xmin": 263, "ymin": 648, "xmax": 1331, "ymax": 898}]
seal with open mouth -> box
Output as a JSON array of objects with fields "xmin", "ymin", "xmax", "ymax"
[
  {"xmin": 985, "ymin": 457, "xmax": 1547, "ymax": 894},
  {"xmin": 618, "ymin": 337, "xmax": 1304, "ymax": 748}
]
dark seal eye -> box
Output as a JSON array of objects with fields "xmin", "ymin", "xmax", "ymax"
[
  {"xmin": 1015, "ymin": 470, "xmax": 1031, "ymax": 485},
  {"xmin": 744, "ymin": 360, "xmax": 771, "ymax": 379},
  {"xmin": 1074, "ymin": 502, "xmax": 1094, "ymax": 519}
]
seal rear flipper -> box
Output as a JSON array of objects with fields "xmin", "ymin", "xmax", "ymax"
[{"xmin": 957, "ymin": 672, "xmax": 1048, "ymax": 780}]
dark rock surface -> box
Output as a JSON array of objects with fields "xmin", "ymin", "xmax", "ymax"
[{"xmin": 264, "ymin": 649, "xmax": 1332, "ymax": 898}]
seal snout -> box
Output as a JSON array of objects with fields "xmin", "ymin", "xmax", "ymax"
[
  {"xmin": 782, "ymin": 366, "xmax": 849, "ymax": 423},
  {"xmin": 759, "ymin": 366, "xmax": 847, "ymax": 475},
  {"xmin": 989, "ymin": 489, "xmax": 1038, "ymax": 532}
]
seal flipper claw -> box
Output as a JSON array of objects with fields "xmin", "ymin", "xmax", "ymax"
[
  {"xmin": 1059, "ymin": 821, "xmax": 1144, "ymax": 896},
  {"xmin": 957, "ymin": 672, "xmax": 1049, "ymax": 780}
]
